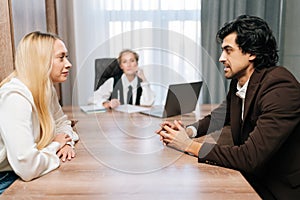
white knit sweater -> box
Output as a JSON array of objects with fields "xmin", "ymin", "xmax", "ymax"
[{"xmin": 0, "ymin": 78, "xmax": 79, "ymax": 181}]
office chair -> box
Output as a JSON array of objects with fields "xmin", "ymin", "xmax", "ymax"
[{"xmin": 94, "ymin": 58, "xmax": 123, "ymax": 91}]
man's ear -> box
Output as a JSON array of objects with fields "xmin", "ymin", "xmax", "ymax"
[{"xmin": 249, "ymin": 54, "xmax": 256, "ymax": 61}]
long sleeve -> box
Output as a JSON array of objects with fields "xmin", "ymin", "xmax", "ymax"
[
  {"xmin": 139, "ymin": 82, "xmax": 155, "ymax": 106},
  {"xmin": 0, "ymin": 92, "xmax": 60, "ymax": 181},
  {"xmin": 88, "ymin": 76, "xmax": 155, "ymax": 106},
  {"xmin": 189, "ymin": 100, "xmax": 228, "ymax": 137},
  {"xmin": 51, "ymin": 86, "xmax": 79, "ymax": 144},
  {"xmin": 88, "ymin": 78, "xmax": 114, "ymax": 106},
  {"xmin": 198, "ymin": 67, "xmax": 300, "ymax": 174}
]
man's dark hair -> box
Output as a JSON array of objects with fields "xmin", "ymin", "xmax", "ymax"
[{"xmin": 216, "ymin": 15, "xmax": 279, "ymax": 68}]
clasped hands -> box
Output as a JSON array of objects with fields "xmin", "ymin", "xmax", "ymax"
[
  {"xmin": 53, "ymin": 133, "xmax": 76, "ymax": 162},
  {"xmin": 156, "ymin": 120, "xmax": 193, "ymax": 153}
]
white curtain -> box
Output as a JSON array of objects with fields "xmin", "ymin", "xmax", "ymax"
[{"xmin": 57, "ymin": 0, "xmax": 203, "ymax": 106}]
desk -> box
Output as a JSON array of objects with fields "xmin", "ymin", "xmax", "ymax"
[{"xmin": 2, "ymin": 105, "xmax": 260, "ymax": 199}]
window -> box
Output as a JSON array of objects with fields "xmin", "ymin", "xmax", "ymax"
[{"xmin": 72, "ymin": 0, "xmax": 202, "ymax": 105}]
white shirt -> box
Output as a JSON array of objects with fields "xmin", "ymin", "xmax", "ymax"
[
  {"xmin": 88, "ymin": 74, "xmax": 155, "ymax": 106},
  {"xmin": 236, "ymin": 79, "xmax": 249, "ymax": 120},
  {"xmin": 0, "ymin": 78, "xmax": 79, "ymax": 181},
  {"xmin": 187, "ymin": 79, "xmax": 250, "ymax": 138}
]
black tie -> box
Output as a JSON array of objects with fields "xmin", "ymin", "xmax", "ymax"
[{"xmin": 127, "ymin": 85, "xmax": 133, "ymax": 104}]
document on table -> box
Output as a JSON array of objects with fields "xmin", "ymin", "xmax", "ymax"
[
  {"xmin": 80, "ymin": 105, "xmax": 107, "ymax": 114},
  {"xmin": 114, "ymin": 105, "xmax": 151, "ymax": 113}
]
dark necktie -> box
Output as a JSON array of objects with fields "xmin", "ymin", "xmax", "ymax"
[{"xmin": 127, "ymin": 85, "xmax": 133, "ymax": 104}]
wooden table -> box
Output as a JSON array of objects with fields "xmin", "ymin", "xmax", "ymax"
[{"xmin": 1, "ymin": 105, "xmax": 260, "ymax": 199}]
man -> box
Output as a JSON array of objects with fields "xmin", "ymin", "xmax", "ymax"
[{"xmin": 157, "ymin": 15, "xmax": 300, "ymax": 199}]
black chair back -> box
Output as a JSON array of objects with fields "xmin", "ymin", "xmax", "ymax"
[{"xmin": 94, "ymin": 58, "xmax": 123, "ymax": 91}]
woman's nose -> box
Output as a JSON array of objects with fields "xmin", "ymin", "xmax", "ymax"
[{"xmin": 65, "ymin": 59, "xmax": 72, "ymax": 68}]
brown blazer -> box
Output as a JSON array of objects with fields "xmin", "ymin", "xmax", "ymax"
[{"xmin": 192, "ymin": 66, "xmax": 300, "ymax": 199}]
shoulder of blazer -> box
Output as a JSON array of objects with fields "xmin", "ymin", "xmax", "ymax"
[{"xmin": 253, "ymin": 66, "xmax": 299, "ymax": 85}]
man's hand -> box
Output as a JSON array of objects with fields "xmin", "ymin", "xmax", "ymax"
[{"xmin": 157, "ymin": 120, "xmax": 192, "ymax": 152}]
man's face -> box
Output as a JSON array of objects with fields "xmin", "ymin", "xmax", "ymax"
[
  {"xmin": 219, "ymin": 32, "xmax": 255, "ymax": 85},
  {"xmin": 50, "ymin": 39, "xmax": 72, "ymax": 83}
]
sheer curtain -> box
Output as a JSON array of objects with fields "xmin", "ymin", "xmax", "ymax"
[{"xmin": 57, "ymin": 0, "xmax": 202, "ymax": 106}]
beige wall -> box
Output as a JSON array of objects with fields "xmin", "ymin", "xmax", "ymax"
[{"xmin": 0, "ymin": 0, "xmax": 14, "ymax": 82}]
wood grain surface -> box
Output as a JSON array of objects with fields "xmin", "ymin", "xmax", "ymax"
[{"xmin": 2, "ymin": 105, "xmax": 260, "ymax": 199}]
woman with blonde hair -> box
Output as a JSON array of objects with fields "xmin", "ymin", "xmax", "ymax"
[
  {"xmin": 88, "ymin": 49, "xmax": 155, "ymax": 109},
  {"xmin": 0, "ymin": 31, "xmax": 79, "ymax": 194}
]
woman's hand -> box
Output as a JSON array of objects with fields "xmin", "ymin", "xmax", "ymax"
[
  {"xmin": 136, "ymin": 68, "xmax": 147, "ymax": 82},
  {"xmin": 53, "ymin": 133, "xmax": 71, "ymax": 149},
  {"xmin": 103, "ymin": 99, "xmax": 120, "ymax": 109},
  {"xmin": 57, "ymin": 144, "xmax": 76, "ymax": 162}
]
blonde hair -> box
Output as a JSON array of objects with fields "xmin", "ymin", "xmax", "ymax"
[
  {"xmin": 0, "ymin": 31, "xmax": 60, "ymax": 150},
  {"xmin": 117, "ymin": 49, "xmax": 139, "ymax": 64}
]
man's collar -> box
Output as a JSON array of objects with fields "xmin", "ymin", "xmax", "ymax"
[{"xmin": 236, "ymin": 79, "xmax": 249, "ymax": 99}]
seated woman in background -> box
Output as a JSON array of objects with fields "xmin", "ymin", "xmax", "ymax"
[
  {"xmin": 88, "ymin": 49, "xmax": 155, "ymax": 109},
  {"xmin": 0, "ymin": 31, "xmax": 79, "ymax": 194}
]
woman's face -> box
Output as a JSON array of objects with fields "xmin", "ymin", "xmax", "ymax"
[
  {"xmin": 119, "ymin": 52, "xmax": 138, "ymax": 76},
  {"xmin": 50, "ymin": 39, "xmax": 72, "ymax": 83}
]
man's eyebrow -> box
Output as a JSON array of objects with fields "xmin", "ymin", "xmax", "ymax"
[{"xmin": 221, "ymin": 45, "xmax": 232, "ymax": 50}]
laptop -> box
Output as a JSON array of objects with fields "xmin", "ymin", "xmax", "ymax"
[{"xmin": 140, "ymin": 81, "xmax": 202, "ymax": 118}]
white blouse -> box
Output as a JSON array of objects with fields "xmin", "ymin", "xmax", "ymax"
[
  {"xmin": 0, "ymin": 78, "xmax": 79, "ymax": 181},
  {"xmin": 88, "ymin": 74, "xmax": 155, "ymax": 106}
]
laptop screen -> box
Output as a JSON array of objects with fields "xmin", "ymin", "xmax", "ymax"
[
  {"xmin": 140, "ymin": 81, "xmax": 202, "ymax": 118},
  {"xmin": 163, "ymin": 81, "xmax": 202, "ymax": 117}
]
